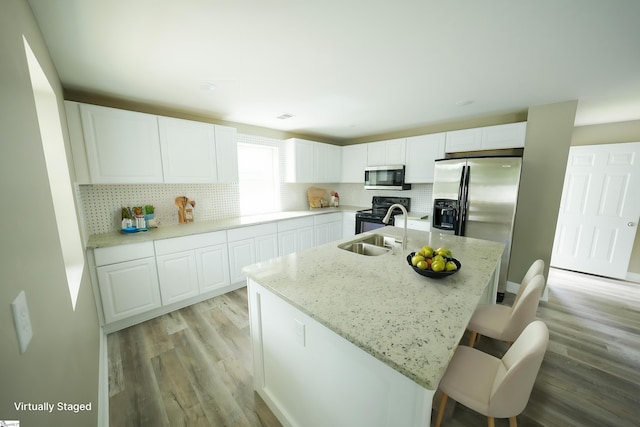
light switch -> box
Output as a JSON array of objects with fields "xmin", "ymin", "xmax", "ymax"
[{"xmin": 11, "ymin": 291, "xmax": 33, "ymax": 354}]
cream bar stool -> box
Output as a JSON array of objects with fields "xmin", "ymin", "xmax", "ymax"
[
  {"xmin": 435, "ymin": 320, "xmax": 549, "ymax": 427},
  {"xmin": 468, "ymin": 259, "xmax": 545, "ymax": 347}
]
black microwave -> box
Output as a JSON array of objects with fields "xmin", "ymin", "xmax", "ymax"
[{"xmin": 364, "ymin": 165, "xmax": 411, "ymax": 190}]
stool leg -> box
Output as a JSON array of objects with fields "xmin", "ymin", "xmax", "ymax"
[
  {"xmin": 434, "ymin": 393, "xmax": 448, "ymax": 427},
  {"xmin": 509, "ymin": 416, "xmax": 517, "ymax": 427},
  {"xmin": 468, "ymin": 331, "xmax": 478, "ymax": 347},
  {"xmin": 487, "ymin": 416, "xmax": 495, "ymax": 427}
]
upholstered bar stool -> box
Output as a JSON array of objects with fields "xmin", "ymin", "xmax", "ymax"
[
  {"xmin": 435, "ymin": 320, "xmax": 549, "ymax": 427},
  {"xmin": 468, "ymin": 259, "xmax": 545, "ymax": 347}
]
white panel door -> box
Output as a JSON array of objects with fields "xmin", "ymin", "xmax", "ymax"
[{"xmin": 552, "ymin": 142, "xmax": 640, "ymax": 279}]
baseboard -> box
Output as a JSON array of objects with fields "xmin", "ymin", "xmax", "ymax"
[
  {"xmin": 626, "ymin": 272, "xmax": 640, "ymax": 283},
  {"xmin": 505, "ymin": 280, "xmax": 548, "ymax": 302},
  {"xmin": 98, "ymin": 327, "xmax": 109, "ymax": 427}
]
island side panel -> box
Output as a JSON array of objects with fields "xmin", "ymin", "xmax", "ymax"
[{"xmin": 247, "ymin": 279, "xmax": 434, "ymax": 427}]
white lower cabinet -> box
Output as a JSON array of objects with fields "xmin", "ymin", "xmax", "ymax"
[
  {"xmin": 97, "ymin": 256, "xmax": 161, "ymax": 324},
  {"xmin": 314, "ymin": 213, "xmax": 343, "ymax": 246},
  {"xmin": 196, "ymin": 244, "xmax": 231, "ymax": 292},
  {"xmin": 154, "ymin": 231, "xmax": 230, "ymax": 304},
  {"xmin": 156, "ymin": 251, "xmax": 199, "ymax": 305},
  {"xmin": 343, "ymin": 211, "xmax": 356, "ymax": 238},
  {"xmin": 278, "ymin": 217, "xmax": 315, "ymax": 256},
  {"xmin": 228, "ymin": 223, "xmax": 278, "ymax": 284}
]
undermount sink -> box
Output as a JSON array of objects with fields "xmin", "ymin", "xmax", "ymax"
[{"xmin": 338, "ymin": 234, "xmax": 397, "ymax": 256}]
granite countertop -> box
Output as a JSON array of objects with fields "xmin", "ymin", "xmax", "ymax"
[
  {"xmin": 86, "ymin": 205, "xmax": 365, "ymax": 249},
  {"xmin": 244, "ymin": 226, "xmax": 504, "ymax": 390}
]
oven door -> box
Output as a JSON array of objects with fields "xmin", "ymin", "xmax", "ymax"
[{"xmin": 355, "ymin": 214, "xmax": 393, "ymax": 234}]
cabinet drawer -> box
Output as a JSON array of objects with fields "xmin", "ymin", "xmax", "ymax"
[
  {"xmin": 94, "ymin": 241, "xmax": 155, "ymax": 266},
  {"xmin": 227, "ymin": 223, "xmax": 278, "ymax": 242},
  {"xmin": 314, "ymin": 212, "xmax": 343, "ymax": 225},
  {"xmin": 277, "ymin": 216, "xmax": 314, "ymax": 232},
  {"xmin": 154, "ymin": 231, "xmax": 227, "ymax": 255}
]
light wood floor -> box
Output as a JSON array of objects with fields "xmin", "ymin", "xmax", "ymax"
[{"xmin": 108, "ymin": 268, "xmax": 640, "ymax": 426}]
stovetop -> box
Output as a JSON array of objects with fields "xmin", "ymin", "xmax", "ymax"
[{"xmin": 357, "ymin": 196, "xmax": 411, "ymax": 218}]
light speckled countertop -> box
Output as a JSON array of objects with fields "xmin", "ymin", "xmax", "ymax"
[
  {"xmin": 86, "ymin": 205, "xmax": 364, "ymax": 249},
  {"xmin": 244, "ymin": 226, "xmax": 504, "ymax": 390}
]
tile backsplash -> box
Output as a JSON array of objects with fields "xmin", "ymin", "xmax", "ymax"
[
  {"xmin": 78, "ymin": 183, "xmax": 240, "ymax": 235},
  {"xmin": 79, "ymin": 181, "xmax": 433, "ymax": 236},
  {"xmin": 76, "ymin": 132, "xmax": 434, "ymax": 236}
]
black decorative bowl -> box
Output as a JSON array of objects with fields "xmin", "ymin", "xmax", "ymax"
[{"xmin": 406, "ymin": 252, "xmax": 462, "ymax": 279}]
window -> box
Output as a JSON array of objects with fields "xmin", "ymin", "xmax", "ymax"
[
  {"xmin": 237, "ymin": 142, "xmax": 280, "ymax": 215},
  {"xmin": 24, "ymin": 36, "xmax": 85, "ymax": 310}
]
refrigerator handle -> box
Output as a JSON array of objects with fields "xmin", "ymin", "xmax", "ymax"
[
  {"xmin": 456, "ymin": 166, "xmax": 466, "ymax": 235},
  {"xmin": 458, "ymin": 165, "xmax": 471, "ymax": 236}
]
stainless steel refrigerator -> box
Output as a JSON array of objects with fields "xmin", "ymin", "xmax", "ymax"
[{"xmin": 431, "ymin": 156, "xmax": 522, "ymax": 294}]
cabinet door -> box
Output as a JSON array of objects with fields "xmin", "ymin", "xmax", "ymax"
[
  {"xmin": 367, "ymin": 141, "xmax": 386, "ymax": 166},
  {"xmin": 196, "ymin": 244, "xmax": 230, "ymax": 293},
  {"xmin": 405, "ymin": 133, "xmax": 446, "ymax": 183},
  {"xmin": 284, "ymin": 139, "xmax": 315, "ymax": 183},
  {"xmin": 329, "ymin": 221, "xmax": 343, "ymax": 242},
  {"xmin": 445, "ymin": 128, "xmax": 482, "ymax": 153},
  {"xmin": 215, "ymin": 125, "xmax": 239, "ymax": 183},
  {"xmin": 298, "ymin": 227, "xmax": 315, "ymax": 252},
  {"xmin": 228, "ymin": 238, "xmax": 256, "ymax": 284},
  {"xmin": 278, "ymin": 230, "xmax": 298, "ymax": 256},
  {"xmin": 481, "ymin": 122, "xmax": 527, "ymax": 150},
  {"xmin": 256, "ymin": 234, "xmax": 278, "ymax": 263},
  {"xmin": 314, "ymin": 223, "xmax": 331, "ymax": 247},
  {"xmin": 341, "ymin": 144, "xmax": 367, "ymax": 183},
  {"xmin": 159, "ymin": 116, "xmax": 217, "ymax": 183},
  {"xmin": 156, "ymin": 251, "xmax": 199, "ymax": 305},
  {"xmin": 316, "ymin": 221, "xmax": 343, "ymax": 246},
  {"xmin": 326, "ymin": 144, "xmax": 342, "ymax": 183},
  {"xmin": 97, "ymin": 257, "xmax": 161, "ymax": 323},
  {"xmin": 385, "ymin": 138, "xmax": 406, "ymax": 165},
  {"xmin": 343, "ymin": 212, "xmax": 356, "ymax": 238},
  {"xmin": 80, "ymin": 104, "xmax": 163, "ymax": 183},
  {"xmin": 314, "ymin": 142, "xmax": 329, "ymax": 183}
]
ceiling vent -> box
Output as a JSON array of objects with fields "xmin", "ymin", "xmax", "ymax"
[{"xmin": 276, "ymin": 113, "xmax": 295, "ymax": 120}]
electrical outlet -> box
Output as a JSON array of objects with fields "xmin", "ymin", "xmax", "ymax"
[{"xmin": 11, "ymin": 291, "xmax": 33, "ymax": 354}]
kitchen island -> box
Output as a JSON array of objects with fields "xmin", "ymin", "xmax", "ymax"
[{"xmin": 244, "ymin": 226, "xmax": 504, "ymax": 427}]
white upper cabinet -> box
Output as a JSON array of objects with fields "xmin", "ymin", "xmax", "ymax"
[
  {"xmin": 80, "ymin": 103, "xmax": 164, "ymax": 183},
  {"xmin": 481, "ymin": 122, "xmax": 527, "ymax": 150},
  {"xmin": 214, "ymin": 125, "xmax": 239, "ymax": 183},
  {"xmin": 314, "ymin": 142, "xmax": 342, "ymax": 183},
  {"xmin": 367, "ymin": 138, "xmax": 406, "ymax": 166},
  {"xmin": 405, "ymin": 133, "xmax": 446, "ymax": 183},
  {"xmin": 445, "ymin": 128, "xmax": 482, "ymax": 153},
  {"xmin": 285, "ymin": 138, "xmax": 341, "ymax": 183},
  {"xmin": 284, "ymin": 138, "xmax": 315, "ymax": 183},
  {"xmin": 445, "ymin": 122, "xmax": 527, "ymax": 153},
  {"xmin": 341, "ymin": 144, "xmax": 367, "ymax": 183},
  {"xmin": 159, "ymin": 116, "xmax": 217, "ymax": 183},
  {"xmin": 66, "ymin": 101, "xmax": 239, "ymax": 184}
]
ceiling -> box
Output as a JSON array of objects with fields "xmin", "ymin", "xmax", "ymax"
[{"xmin": 27, "ymin": 0, "xmax": 640, "ymax": 142}]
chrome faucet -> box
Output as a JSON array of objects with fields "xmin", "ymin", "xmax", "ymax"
[{"xmin": 382, "ymin": 204, "xmax": 408, "ymax": 250}]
